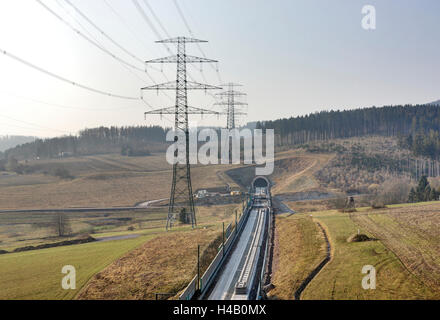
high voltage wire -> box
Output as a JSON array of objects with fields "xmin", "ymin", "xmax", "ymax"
[
  {"xmin": 142, "ymin": 0, "xmax": 171, "ymax": 40},
  {"xmin": 103, "ymin": 0, "xmax": 152, "ymax": 51},
  {"xmin": 55, "ymin": 0, "xmax": 162, "ymax": 88},
  {"xmin": 141, "ymin": 0, "xmax": 210, "ymax": 85},
  {"xmin": 169, "ymin": 0, "xmax": 223, "ymax": 114},
  {"xmin": 135, "ymin": 0, "xmax": 219, "ymax": 110},
  {"xmin": 0, "ymin": 47, "xmax": 140, "ymax": 100},
  {"xmin": 55, "ymin": 0, "xmax": 174, "ymax": 103},
  {"xmin": 64, "ymin": 0, "xmax": 146, "ymax": 65},
  {"xmin": 35, "ymin": 0, "xmax": 157, "ymax": 76},
  {"xmin": 132, "ymin": 0, "xmax": 172, "ymax": 55},
  {"xmin": 172, "ymin": 0, "xmax": 223, "ymax": 84},
  {"xmin": 0, "ymin": 90, "xmax": 142, "ymax": 112},
  {"xmin": 0, "ymin": 114, "xmax": 70, "ymax": 134}
]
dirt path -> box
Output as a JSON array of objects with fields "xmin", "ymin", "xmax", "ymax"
[{"xmin": 271, "ymin": 153, "xmax": 333, "ymax": 195}]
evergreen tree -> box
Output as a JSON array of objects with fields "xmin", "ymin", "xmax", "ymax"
[{"xmin": 408, "ymin": 188, "xmax": 416, "ymax": 203}]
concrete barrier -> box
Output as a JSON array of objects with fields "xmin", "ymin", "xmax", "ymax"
[{"xmin": 179, "ymin": 275, "xmax": 198, "ymax": 300}]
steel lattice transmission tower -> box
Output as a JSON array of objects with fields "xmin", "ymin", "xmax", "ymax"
[
  {"xmin": 142, "ymin": 37, "xmax": 221, "ymax": 230},
  {"xmin": 215, "ymin": 83, "xmax": 247, "ymax": 129}
]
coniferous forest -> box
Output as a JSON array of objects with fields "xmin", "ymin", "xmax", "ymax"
[{"xmin": 258, "ymin": 104, "xmax": 440, "ymax": 152}]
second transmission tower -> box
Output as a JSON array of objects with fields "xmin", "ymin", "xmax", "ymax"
[
  {"xmin": 142, "ymin": 37, "xmax": 221, "ymax": 230},
  {"xmin": 215, "ymin": 83, "xmax": 247, "ymax": 129}
]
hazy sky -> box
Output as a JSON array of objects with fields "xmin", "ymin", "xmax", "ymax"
[{"xmin": 0, "ymin": 0, "xmax": 439, "ymax": 137}]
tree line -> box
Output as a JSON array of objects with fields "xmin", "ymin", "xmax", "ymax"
[
  {"xmin": 0, "ymin": 125, "xmax": 169, "ymax": 160},
  {"xmin": 257, "ymin": 104, "xmax": 440, "ymax": 147},
  {"xmin": 408, "ymin": 176, "xmax": 440, "ymax": 203}
]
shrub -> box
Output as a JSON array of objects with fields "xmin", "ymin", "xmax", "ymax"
[
  {"xmin": 373, "ymin": 177, "xmax": 412, "ymax": 205},
  {"xmin": 53, "ymin": 167, "xmax": 74, "ymax": 180}
]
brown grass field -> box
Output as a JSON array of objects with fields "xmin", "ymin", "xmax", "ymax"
[
  {"xmin": 299, "ymin": 208, "xmax": 439, "ymax": 299},
  {"xmin": 77, "ymin": 226, "xmax": 222, "ymax": 300},
  {"xmin": 0, "ymin": 153, "xmax": 241, "ymax": 210},
  {"xmin": 350, "ymin": 203, "xmax": 440, "ymax": 293},
  {"xmin": 268, "ymin": 213, "xmax": 327, "ymax": 299}
]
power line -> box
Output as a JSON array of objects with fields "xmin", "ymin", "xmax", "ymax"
[
  {"xmin": 141, "ymin": 0, "xmax": 209, "ymax": 85},
  {"xmin": 0, "ymin": 90, "xmax": 142, "ymax": 112},
  {"xmin": 1, "ymin": 47, "xmax": 140, "ymax": 100},
  {"xmin": 35, "ymin": 0, "xmax": 156, "ymax": 76},
  {"xmin": 136, "ymin": 0, "xmax": 218, "ymax": 110},
  {"xmin": 64, "ymin": 0, "xmax": 146, "ymax": 65},
  {"xmin": 0, "ymin": 114, "xmax": 70, "ymax": 134},
  {"xmin": 55, "ymin": 0, "xmax": 161, "ymax": 87},
  {"xmin": 103, "ymin": 0, "xmax": 153, "ymax": 51},
  {"xmin": 102, "ymin": 0, "xmax": 168, "ymax": 78},
  {"xmin": 142, "ymin": 0, "xmax": 171, "ymax": 39},
  {"xmin": 172, "ymin": 0, "xmax": 223, "ymax": 83},
  {"xmin": 132, "ymin": 0, "xmax": 172, "ymax": 54}
]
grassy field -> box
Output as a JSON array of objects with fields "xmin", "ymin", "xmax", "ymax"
[
  {"xmin": 0, "ymin": 234, "xmax": 155, "ymax": 299},
  {"xmin": 350, "ymin": 203, "xmax": 440, "ymax": 293},
  {"xmin": 0, "ymin": 153, "xmax": 238, "ymax": 210},
  {"xmin": 77, "ymin": 225, "xmax": 223, "ymax": 300},
  {"xmin": 0, "ymin": 201, "xmax": 241, "ymax": 300},
  {"xmin": 75, "ymin": 202, "xmax": 241, "ymax": 300},
  {"xmin": 301, "ymin": 208, "xmax": 439, "ymax": 299},
  {"xmin": 268, "ymin": 213, "xmax": 327, "ymax": 299},
  {"xmin": 0, "ymin": 209, "xmax": 168, "ymax": 251}
]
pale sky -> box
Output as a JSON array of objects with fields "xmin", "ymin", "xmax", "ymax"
[{"xmin": 0, "ymin": 0, "xmax": 439, "ymax": 137}]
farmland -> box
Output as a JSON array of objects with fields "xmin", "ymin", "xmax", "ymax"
[
  {"xmin": 268, "ymin": 213, "xmax": 327, "ymax": 299},
  {"xmin": 0, "ymin": 233, "xmax": 155, "ymax": 300},
  {"xmin": 297, "ymin": 207, "xmax": 439, "ymax": 299},
  {"xmin": 350, "ymin": 202, "xmax": 440, "ymax": 293},
  {"xmin": 0, "ymin": 153, "xmax": 234, "ymax": 210},
  {"xmin": 0, "ymin": 202, "xmax": 241, "ymax": 300}
]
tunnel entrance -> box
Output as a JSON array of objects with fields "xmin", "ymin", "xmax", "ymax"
[{"xmin": 252, "ymin": 176, "xmax": 270, "ymax": 189}]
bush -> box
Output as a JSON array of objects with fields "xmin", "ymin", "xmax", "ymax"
[
  {"xmin": 329, "ymin": 197, "xmax": 347, "ymax": 210},
  {"xmin": 121, "ymin": 145, "xmax": 151, "ymax": 157},
  {"xmin": 373, "ymin": 177, "xmax": 412, "ymax": 206},
  {"xmin": 347, "ymin": 234, "xmax": 374, "ymax": 242},
  {"xmin": 53, "ymin": 167, "xmax": 74, "ymax": 180}
]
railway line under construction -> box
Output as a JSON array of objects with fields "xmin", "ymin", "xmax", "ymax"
[{"xmin": 179, "ymin": 176, "xmax": 273, "ymax": 301}]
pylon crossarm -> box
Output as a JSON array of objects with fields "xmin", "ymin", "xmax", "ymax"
[
  {"xmin": 157, "ymin": 37, "xmax": 207, "ymax": 43},
  {"xmin": 215, "ymin": 90, "xmax": 247, "ymax": 97},
  {"xmin": 146, "ymin": 55, "xmax": 218, "ymax": 64},
  {"xmin": 145, "ymin": 106, "xmax": 221, "ymax": 115},
  {"xmin": 214, "ymin": 102, "xmax": 248, "ymax": 106},
  {"xmin": 142, "ymin": 81, "xmax": 221, "ymax": 91}
]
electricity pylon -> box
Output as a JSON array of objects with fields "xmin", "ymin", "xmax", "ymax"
[
  {"xmin": 215, "ymin": 83, "xmax": 247, "ymax": 129},
  {"xmin": 142, "ymin": 37, "xmax": 221, "ymax": 230}
]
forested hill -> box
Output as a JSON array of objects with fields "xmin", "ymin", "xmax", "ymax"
[
  {"xmin": 257, "ymin": 104, "xmax": 440, "ymax": 145},
  {"xmin": 0, "ymin": 136, "xmax": 36, "ymax": 152},
  {"xmin": 1, "ymin": 125, "xmax": 168, "ymax": 160}
]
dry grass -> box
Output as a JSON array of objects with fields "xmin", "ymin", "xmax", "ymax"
[
  {"xmin": 0, "ymin": 234, "xmax": 155, "ymax": 300},
  {"xmin": 350, "ymin": 203, "xmax": 440, "ymax": 293},
  {"xmin": 302, "ymin": 209, "xmax": 439, "ymax": 299},
  {"xmin": 271, "ymin": 154, "xmax": 333, "ymax": 194},
  {"xmin": 76, "ymin": 226, "xmax": 221, "ymax": 300},
  {"xmin": 268, "ymin": 214, "xmax": 326, "ymax": 299},
  {"xmin": 0, "ymin": 154, "xmax": 235, "ymax": 210}
]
